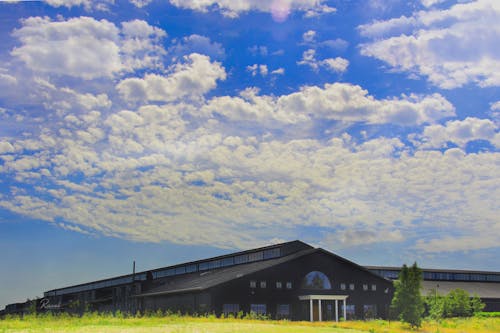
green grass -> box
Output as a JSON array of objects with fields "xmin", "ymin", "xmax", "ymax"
[
  {"xmin": 0, "ymin": 313, "xmax": 361, "ymax": 333},
  {"xmin": 1, "ymin": 313, "xmax": 498, "ymax": 333}
]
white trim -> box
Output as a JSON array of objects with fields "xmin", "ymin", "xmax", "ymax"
[{"xmin": 298, "ymin": 295, "xmax": 348, "ymax": 301}]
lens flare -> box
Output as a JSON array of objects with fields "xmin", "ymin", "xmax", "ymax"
[{"xmin": 271, "ymin": 0, "xmax": 291, "ymax": 23}]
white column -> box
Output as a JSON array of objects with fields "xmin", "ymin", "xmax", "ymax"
[
  {"xmin": 310, "ymin": 299, "xmax": 313, "ymax": 322},
  {"xmin": 335, "ymin": 299, "xmax": 338, "ymax": 322},
  {"xmin": 318, "ymin": 299, "xmax": 322, "ymax": 322},
  {"xmin": 343, "ymin": 299, "xmax": 347, "ymax": 321}
]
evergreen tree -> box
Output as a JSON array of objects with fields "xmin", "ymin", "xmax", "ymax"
[{"xmin": 390, "ymin": 262, "xmax": 425, "ymax": 328}]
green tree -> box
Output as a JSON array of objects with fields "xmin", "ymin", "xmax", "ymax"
[
  {"xmin": 390, "ymin": 262, "xmax": 425, "ymax": 328},
  {"xmin": 447, "ymin": 289, "xmax": 471, "ymax": 317},
  {"xmin": 426, "ymin": 289, "xmax": 446, "ymax": 319},
  {"xmin": 426, "ymin": 289, "xmax": 485, "ymax": 318},
  {"xmin": 470, "ymin": 293, "xmax": 485, "ymax": 314}
]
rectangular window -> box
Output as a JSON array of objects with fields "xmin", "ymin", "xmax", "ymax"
[
  {"xmin": 208, "ymin": 260, "xmax": 221, "ymax": 269},
  {"xmin": 340, "ymin": 283, "xmax": 346, "ymax": 290},
  {"xmin": 371, "ymin": 284, "xmax": 376, "ymax": 291},
  {"xmin": 363, "ymin": 304, "xmax": 377, "ymax": 319},
  {"xmin": 341, "ymin": 304, "xmax": 356, "ymax": 319},
  {"xmin": 175, "ymin": 266, "xmax": 186, "ymax": 275},
  {"xmin": 349, "ymin": 283, "xmax": 355, "ymax": 290},
  {"xmin": 234, "ymin": 254, "xmax": 248, "ymax": 264},
  {"xmin": 221, "ymin": 257, "xmax": 234, "ymax": 267},
  {"xmin": 260, "ymin": 281, "xmax": 267, "ymax": 288},
  {"xmin": 250, "ymin": 280, "xmax": 257, "ymax": 288},
  {"xmin": 276, "ymin": 304, "xmax": 290, "ymax": 319},
  {"xmin": 186, "ymin": 264, "xmax": 197, "ymax": 273},
  {"xmin": 248, "ymin": 251, "xmax": 264, "ymax": 262},
  {"xmin": 276, "ymin": 281, "xmax": 282, "ymax": 289},
  {"xmin": 263, "ymin": 248, "xmax": 281, "ymax": 259},
  {"xmin": 363, "ymin": 284, "xmax": 368, "ymax": 291},
  {"xmin": 286, "ymin": 282, "xmax": 292, "ymax": 289},
  {"xmin": 250, "ymin": 303, "xmax": 267, "ymax": 315},
  {"xmin": 199, "ymin": 262, "xmax": 209, "ymax": 271},
  {"xmin": 222, "ymin": 303, "xmax": 239, "ymax": 315}
]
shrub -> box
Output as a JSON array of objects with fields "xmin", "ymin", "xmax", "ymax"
[
  {"xmin": 425, "ymin": 288, "xmax": 485, "ymax": 318},
  {"xmin": 474, "ymin": 311, "xmax": 500, "ymax": 318}
]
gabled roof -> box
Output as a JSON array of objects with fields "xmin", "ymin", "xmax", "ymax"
[
  {"xmin": 45, "ymin": 240, "xmax": 312, "ymax": 296},
  {"xmin": 136, "ymin": 246, "xmax": 392, "ymax": 297},
  {"xmin": 136, "ymin": 248, "xmax": 317, "ymax": 297}
]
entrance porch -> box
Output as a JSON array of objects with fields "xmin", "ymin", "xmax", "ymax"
[{"xmin": 298, "ymin": 295, "xmax": 348, "ymax": 322}]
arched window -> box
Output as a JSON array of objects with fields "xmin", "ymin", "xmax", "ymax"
[{"xmin": 301, "ymin": 271, "xmax": 332, "ymax": 289}]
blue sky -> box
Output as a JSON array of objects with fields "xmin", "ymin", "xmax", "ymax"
[{"xmin": 0, "ymin": 0, "xmax": 499, "ymax": 308}]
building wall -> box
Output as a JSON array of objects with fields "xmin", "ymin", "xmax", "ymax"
[
  {"xmin": 143, "ymin": 292, "xmax": 211, "ymax": 314},
  {"xmin": 483, "ymin": 298, "xmax": 500, "ymax": 312},
  {"xmin": 208, "ymin": 251, "xmax": 394, "ymax": 320}
]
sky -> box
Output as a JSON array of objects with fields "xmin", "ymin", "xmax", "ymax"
[{"xmin": 0, "ymin": 0, "xmax": 499, "ymax": 308}]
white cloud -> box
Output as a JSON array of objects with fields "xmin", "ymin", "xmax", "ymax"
[
  {"xmin": 11, "ymin": 17, "xmax": 166, "ymax": 79},
  {"xmin": 360, "ymin": 0, "xmax": 500, "ymax": 88},
  {"xmin": 302, "ymin": 30, "xmax": 316, "ymax": 43},
  {"xmin": 2, "ymin": 126, "xmax": 498, "ymax": 251},
  {"xmin": 271, "ymin": 68, "xmax": 285, "ymax": 75},
  {"xmin": 0, "ymin": 141, "xmax": 15, "ymax": 154},
  {"xmin": 116, "ymin": 53, "xmax": 226, "ymax": 103},
  {"xmin": 169, "ymin": 34, "xmax": 225, "ymax": 60},
  {"xmin": 0, "ymin": 73, "xmax": 17, "ymax": 86},
  {"xmin": 416, "ymin": 117, "xmax": 499, "ymax": 149},
  {"xmin": 200, "ymin": 84, "xmax": 454, "ymax": 128},
  {"xmin": 491, "ymin": 101, "xmax": 500, "ymax": 111},
  {"xmin": 168, "ymin": 0, "xmax": 335, "ymax": 19},
  {"xmin": 298, "ymin": 49, "xmax": 349, "ymax": 73},
  {"xmin": 248, "ymin": 45, "xmax": 268, "ymax": 57},
  {"xmin": 44, "ymin": 0, "xmax": 114, "ymax": 11},
  {"xmin": 320, "ymin": 38, "xmax": 349, "ymax": 51},
  {"xmin": 129, "ymin": 0, "xmax": 152, "ymax": 7},
  {"xmin": 323, "ymin": 229, "xmax": 404, "ymax": 248},
  {"xmin": 421, "ymin": 0, "xmax": 446, "ymax": 8},
  {"xmin": 321, "ymin": 57, "xmax": 349, "ymax": 73},
  {"xmin": 246, "ymin": 64, "xmax": 268, "ymax": 77}
]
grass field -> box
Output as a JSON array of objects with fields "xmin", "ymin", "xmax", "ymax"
[{"xmin": 1, "ymin": 314, "xmax": 499, "ymax": 333}]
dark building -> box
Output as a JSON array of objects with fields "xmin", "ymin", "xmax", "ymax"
[
  {"xmin": 3, "ymin": 240, "xmax": 499, "ymax": 319},
  {"xmin": 2, "ymin": 241, "xmax": 393, "ymax": 321}
]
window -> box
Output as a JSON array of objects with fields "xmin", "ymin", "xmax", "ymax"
[
  {"xmin": 222, "ymin": 303, "xmax": 239, "ymax": 315},
  {"xmin": 208, "ymin": 260, "xmax": 221, "ymax": 269},
  {"xmin": 260, "ymin": 281, "xmax": 267, "ymax": 288},
  {"xmin": 371, "ymin": 284, "xmax": 376, "ymax": 291},
  {"xmin": 301, "ymin": 271, "xmax": 332, "ymax": 289},
  {"xmin": 263, "ymin": 248, "xmax": 281, "ymax": 259},
  {"xmin": 250, "ymin": 303, "xmax": 266, "ymax": 315},
  {"xmin": 221, "ymin": 257, "xmax": 234, "ymax": 267},
  {"xmin": 186, "ymin": 265, "xmax": 197, "ymax": 273},
  {"xmin": 340, "ymin": 283, "xmax": 346, "ymax": 290},
  {"xmin": 341, "ymin": 304, "xmax": 356, "ymax": 319},
  {"xmin": 286, "ymin": 282, "xmax": 292, "ymax": 289},
  {"xmin": 248, "ymin": 251, "xmax": 264, "ymax": 262},
  {"xmin": 363, "ymin": 284, "xmax": 368, "ymax": 291},
  {"xmin": 199, "ymin": 262, "xmax": 209, "ymax": 271},
  {"xmin": 250, "ymin": 280, "xmax": 257, "ymax": 288},
  {"xmin": 175, "ymin": 266, "xmax": 186, "ymax": 275},
  {"xmin": 349, "ymin": 283, "xmax": 355, "ymax": 290},
  {"xmin": 276, "ymin": 281, "xmax": 282, "ymax": 289},
  {"xmin": 276, "ymin": 304, "xmax": 290, "ymax": 319},
  {"xmin": 234, "ymin": 254, "xmax": 248, "ymax": 264},
  {"xmin": 363, "ymin": 304, "xmax": 377, "ymax": 319}
]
